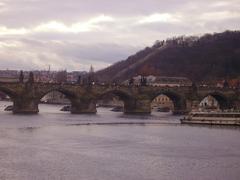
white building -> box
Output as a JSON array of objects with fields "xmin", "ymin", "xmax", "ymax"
[{"xmin": 199, "ymin": 95, "xmax": 219, "ymax": 110}]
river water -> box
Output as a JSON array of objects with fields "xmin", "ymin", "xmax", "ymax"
[{"xmin": 0, "ymin": 101, "xmax": 240, "ymax": 180}]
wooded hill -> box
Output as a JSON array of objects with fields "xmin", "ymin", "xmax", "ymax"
[{"xmin": 96, "ymin": 30, "xmax": 240, "ymax": 83}]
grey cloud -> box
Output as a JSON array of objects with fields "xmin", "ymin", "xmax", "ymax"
[
  {"xmin": 55, "ymin": 43, "xmax": 140, "ymax": 63},
  {"xmin": 3, "ymin": 0, "xmax": 238, "ymax": 26},
  {"xmin": 0, "ymin": 0, "xmax": 239, "ymax": 71},
  {"xmin": 0, "ymin": 38, "xmax": 140, "ymax": 71}
]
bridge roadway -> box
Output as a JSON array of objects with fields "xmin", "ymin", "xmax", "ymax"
[{"xmin": 0, "ymin": 81, "xmax": 239, "ymax": 114}]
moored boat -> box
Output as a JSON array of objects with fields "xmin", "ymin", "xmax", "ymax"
[
  {"xmin": 60, "ymin": 105, "xmax": 71, "ymax": 111},
  {"xmin": 111, "ymin": 106, "xmax": 123, "ymax": 112},
  {"xmin": 157, "ymin": 107, "xmax": 170, "ymax": 112},
  {"xmin": 181, "ymin": 111, "xmax": 240, "ymax": 125},
  {"xmin": 4, "ymin": 105, "xmax": 13, "ymax": 111}
]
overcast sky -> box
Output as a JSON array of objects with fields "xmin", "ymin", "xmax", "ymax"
[{"xmin": 0, "ymin": 0, "xmax": 240, "ymax": 71}]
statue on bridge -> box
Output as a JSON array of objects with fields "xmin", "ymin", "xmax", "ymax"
[
  {"xmin": 140, "ymin": 76, "xmax": 147, "ymax": 86},
  {"xmin": 128, "ymin": 77, "xmax": 134, "ymax": 86},
  {"xmin": 19, "ymin": 70, "xmax": 24, "ymax": 83},
  {"xmin": 28, "ymin": 72, "xmax": 34, "ymax": 84},
  {"xmin": 77, "ymin": 75, "xmax": 82, "ymax": 84}
]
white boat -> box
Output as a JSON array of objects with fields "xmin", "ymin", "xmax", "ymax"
[{"xmin": 181, "ymin": 111, "xmax": 240, "ymax": 125}]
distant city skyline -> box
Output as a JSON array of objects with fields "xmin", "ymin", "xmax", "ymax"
[{"xmin": 0, "ymin": 0, "xmax": 239, "ymax": 71}]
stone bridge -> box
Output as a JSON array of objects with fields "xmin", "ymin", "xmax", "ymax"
[{"xmin": 0, "ymin": 81, "xmax": 239, "ymax": 115}]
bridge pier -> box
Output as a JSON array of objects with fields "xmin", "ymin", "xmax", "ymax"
[
  {"xmin": 171, "ymin": 99, "xmax": 190, "ymax": 115},
  {"xmin": 233, "ymin": 99, "xmax": 240, "ymax": 110},
  {"xmin": 124, "ymin": 99, "xmax": 151, "ymax": 114},
  {"xmin": 71, "ymin": 99, "xmax": 97, "ymax": 114},
  {"xmin": 13, "ymin": 98, "xmax": 39, "ymax": 114}
]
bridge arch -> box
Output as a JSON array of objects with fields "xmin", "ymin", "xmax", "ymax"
[
  {"xmin": 0, "ymin": 85, "xmax": 18, "ymax": 99},
  {"xmin": 200, "ymin": 92, "xmax": 230, "ymax": 110},
  {"xmin": 150, "ymin": 90, "xmax": 187, "ymax": 114},
  {"xmin": 97, "ymin": 89, "xmax": 134, "ymax": 111},
  {"xmin": 38, "ymin": 88, "xmax": 77, "ymax": 103},
  {"xmin": 0, "ymin": 86, "xmax": 17, "ymax": 112},
  {"xmin": 0, "ymin": 84, "xmax": 22, "ymax": 113},
  {"xmin": 34, "ymin": 87, "xmax": 79, "ymax": 113},
  {"xmin": 98, "ymin": 89, "xmax": 133, "ymax": 102}
]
